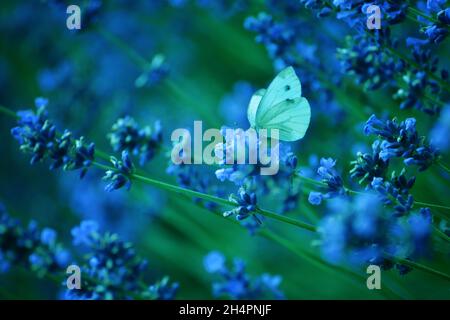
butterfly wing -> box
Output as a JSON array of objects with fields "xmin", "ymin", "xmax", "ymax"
[
  {"xmin": 247, "ymin": 89, "xmax": 266, "ymax": 128},
  {"xmin": 260, "ymin": 97, "xmax": 311, "ymax": 141},
  {"xmin": 254, "ymin": 66, "xmax": 310, "ymax": 141},
  {"xmin": 255, "ymin": 66, "xmax": 302, "ymax": 125}
]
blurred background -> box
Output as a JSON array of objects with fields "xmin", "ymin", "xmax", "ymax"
[{"xmin": 0, "ymin": 0, "xmax": 448, "ymax": 299}]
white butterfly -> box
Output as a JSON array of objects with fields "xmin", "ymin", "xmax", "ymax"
[{"xmin": 247, "ymin": 66, "xmax": 311, "ymax": 142}]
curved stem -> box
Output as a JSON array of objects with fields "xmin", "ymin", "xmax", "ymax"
[{"xmin": 94, "ymin": 162, "xmax": 317, "ymax": 232}]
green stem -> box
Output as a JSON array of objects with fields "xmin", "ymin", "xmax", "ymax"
[
  {"xmin": 172, "ymin": 194, "xmax": 330, "ymax": 276},
  {"xmin": 96, "ymin": 27, "xmax": 148, "ymax": 69},
  {"xmin": 256, "ymin": 208, "xmax": 317, "ymax": 232},
  {"xmin": 94, "ymin": 149, "xmax": 113, "ymax": 162},
  {"xmin": 437, "ymin": 161, "xmax": 450, "ymax": 175},
  {"xmin": 385, "ymin": 0, "xmax": 448, "ymax": 28},
  {"xmin": 296, "ymin": 172, "xmax": 450, "ymax": 212},
  {"xmin": 433, "ymin": 225, "xmax": 450, "ymax": 243},
  {"xmin": 295, "ymin": 172, "xmax": 327, "ymax": 187},
  {"xmin": 174, "ymin": 192, "xmax": 401, "ymax": 298},
  {"xmin": 96, "ymin": 162, "xmax": 450, "ymax": 281},
  {"xmin": 94, "ymin": 161, "xmax": 317, "ymax": 231},
  {"xmin": 389, "ymin": 255, "xmax": 450, "ymax": 282},
  {"xmin": 0, "ymin": 105, "xmax": 18, "ymax": 119},
  {"xmin": 405, "ymin": 10, "xmax": 425, "ymax": 25},
  {"xmin": 264, "ymin": 231, "xmax": 405, "ymax": 299},
  {"xmin": 394, "ymin": 75, "xmax": 445, "ymax": 107},
  {"xmin": 414, "ymin": 201, "xmax": 450, "ymax": 211},
  {"xmin": 0, "ymin": 102, "xmax": 316, "ymax": 233},
  {"xmin": 407, "ymin": 6, "xmax": 441, "ymax": 25}
]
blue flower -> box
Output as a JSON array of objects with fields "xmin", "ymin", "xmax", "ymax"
[
  {"xmin": 196, "ymin": 0, "xmax": 249, "ymax": 18},
  {"xmin": 204, "ymin": 251, "xmax": 226, "ymax": 273},
  {"xmin": 350, "ymin": 140, "xmax": 389, "ymax": 185},
  {"xmin": 38, "ymin": 62, "xmax": 72, "ymax": 92},
  {"xmin": 103, "ymin": 151, "xmax": 135, "ymax": 192},
  {"xmin": 0, "ymin": 251, "xmax": 10, "ymax": 273},
  {"xmin": 318, "ymin": 193, "xmax": 431, "ymax": 271},
  {"xmin": 319, "ymin": 157, "xmax": 336, "ymax": 170},
  {"xmin": 371, "ymin": 176, "xmax": 384, "ymax": 190},
  {"xmin": 267, "ymin": 0, "xmax": 302, "ymax": 14},
  {"xmin": 409, "ymin": 208, "xmax": 432, "ymax": 238},
  {"xmin": 212, "ymin": 130, "xmax": 302, "ymax": 215},
  {"xmin": 148, "ymin": 277, "xmax": 179, "ymax": 300},
  {"xmin": 29, "ymin": 253, "xmax": 45, "ymax": 268},
  {"xmin": 331, "ymin": 0, "xmax": 407, "ymax": 27},
  {"xmin": 0, "ymin": 204, "xmax": 70, "ymax": 277},
  {"xmin": 370, "ymin": 170, "xmax": 416, "ymax": 217},
  {"xmin": 204, "ymin": 251, "xmax": 284, "ymax": 299},
  {"xmin": 11, "ymin": 98, "xmax": 95, "ymax": 178},
  {"xmin": 410, "ymin": 2, "xmax": 449, "ymax": 45},
  {"xmin": 135, "ymin": 54, "xmax": 169, "ymax": 88},
  {"xmin": 308, "ymin": 157, "xmax": 345, "ymax": 204},
  {"xmin": 167, "ymin": 162, "xmax": 228, "ymax": 210},
  {"xmin": 430, "ymin": 104, "xmax": 450, "ymax": 151},
  {"xmin": 337, "ymin": 29, "xmax": 403, "ymax": 91},
  {"xmin": 438, "ymin": 8, "xmax": 450, "ymax": 23},
  {"xmin": 67, "ymin": 221, "xmax": 178, "ymax": 300},
  {"xmin": 108, "ymin": 116, "xmax": 163, "ymax": 166},
  {"xmin": 224, "ymin": 187, "xmax": 258, "ymax": 221},
  {"xmin": 394, "ymin": 47, "xmax": 445, "ymax": 114},
  {"xmin": 363, "ymin": 114, "xmax": 440, "ymax": 171},
  {"xmin": 35, "ymin": 97, "xmax": 49, "ymax": 108},
  {"xmin": 308, "ymin": 191, "xmax": 323, "ymax": 206},
  {"xmin": 299, "ymin": 0, "xmax": 333, "ymax": 18},
  {"xmin": 427, "ymin": 0, "xmax": 446, "ymax": 13},
  {"xmin": 71, "ymin": 220, "xmax": 99, "ymax": 246},
  {"xmin": 41, "ymin": 228, "xmax": 57, "ymax": 246},
  {"xmin": 317, "ymin": 157, "xmax": 342, "ymax": 187},
  {"xmin": 168, "ymin": 0, "xmax": 188, "ymax": 7}
]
